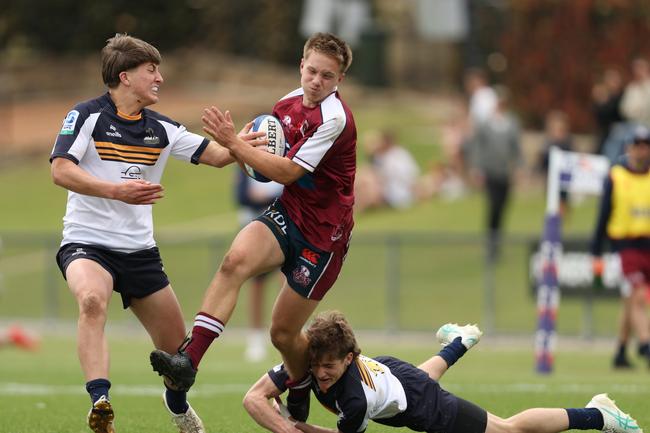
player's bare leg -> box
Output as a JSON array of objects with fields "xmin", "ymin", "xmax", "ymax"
[
  {"xmin": 66, "ymin": 259, "xmax": 115, "ymax": 433},
  {"xmin": 269, "ymin": 284, "xmax": 320, "ymax": 422},
  {"xmin": 150, "ymin": 222, "xmax": 284, "ymax": 391}
]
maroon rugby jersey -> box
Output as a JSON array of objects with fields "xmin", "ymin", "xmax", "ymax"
[{"xmin": 273, "ymin": 87, "xmax": 356, "ymax": 251}]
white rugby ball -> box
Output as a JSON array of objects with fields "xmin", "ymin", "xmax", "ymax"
[{"xmin": 245, "ymin": 114, "xmax": 286, "ymax": 182}]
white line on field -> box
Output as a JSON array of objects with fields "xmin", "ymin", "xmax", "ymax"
[{"xmin": 1, "ymin": 382, "xmax": 648, "ymax": 397}]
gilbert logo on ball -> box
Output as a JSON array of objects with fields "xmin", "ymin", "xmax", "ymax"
[{"xmin": 245, "ymin": 114, "xmax": 287, "ymax": 182}]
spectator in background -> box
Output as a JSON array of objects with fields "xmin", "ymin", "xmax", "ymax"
[
  {"xmin": 592, "ymin": 67, "xmax": 625, "ymax": 155},
  {"xmin": 467, "ymin": 86, "xmax": 521, "ymax": 260},
  {"xmin": 463, "ymin": 67, "xmax": 497, "ymax": 127},
  {"xmin": 603, "ymin": 58, "xmax": 650, "ymax": 163},
  {"xmin": 539, "ymin": 110, "xmax": 574, "ymax": 217},
  {"xmin": 354, "ymin": 129, "xmax": 420, "ymax": 213},
  {"xmin": 234, "ymin": 169, "xmax": 284, "ymax": 362},
  {"xmin": 591, "ymin": 125, "xmax": 650, "ymax": 369},
  {"xmin": 620, "ymin": 57, "xmax": 650, "ymax": 128}
]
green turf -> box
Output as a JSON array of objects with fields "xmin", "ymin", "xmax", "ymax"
[{"xmin": 0, "ymin": 334, "xmax": 648, "ymax": 433}]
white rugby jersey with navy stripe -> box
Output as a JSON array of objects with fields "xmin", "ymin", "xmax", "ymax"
[{"xmin": 50, "ymin": 93, "xmax": 209, "ymax": 252}]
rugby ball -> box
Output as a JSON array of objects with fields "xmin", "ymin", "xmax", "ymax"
[{"xmin": 245, "ymin": 114, "xmax": 286, "ymax": 182}]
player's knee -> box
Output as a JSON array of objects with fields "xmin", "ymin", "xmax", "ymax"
[
  {"xmin": 219, "ymin": 248, "xmax": 249, "ymax": 277},
  {"xmin": 269, "ymin": 325, "xmax": 295, "ymax": 352},
  {"xmin": 78, "ymin": 292, "xmax": 108, "ymax": 319}
]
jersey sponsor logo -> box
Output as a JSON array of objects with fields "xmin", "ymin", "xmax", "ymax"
[
  {"xmin": 60, "ymin": 110, "xmax": 80, "ymax": 135},
  {"xmin": 300, "ymin": 248, "xmax": 320, "ymax": 266},
  {"xmin": 121, "ymin": 165, "xmax": 143, "ymax": 180},
  {"xmin": 300, "ymin": 120, "xmax": 309, "ymax": 136},
  {"xmin": 71, "ymin": 247, "xmax": 87, "ymax": 257},
  {"xmin": 282, "ymin": 115, "xmax": 292, "ymax": 127},
  {"xmin": 292, "ymin": 265, "xmax": 311, "ymax": 287},
  {"xmin": 331, "ymin": 225, "xmax": 343, "ymax": 242},
  {"xmin": 262, "ymin": 208, "xmax": 287, "ymax": 235},
  {"xmin": 144, "ymin": 127, "xmax": 160, "ymax": 145},
  {"xmin": 106, "ymin": 124, "xmax": 122, "ymax": 138}
]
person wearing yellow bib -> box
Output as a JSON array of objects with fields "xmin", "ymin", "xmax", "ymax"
[{"xmin": 591, "ymin": 125, "xmax": 650, "ymax": 369}]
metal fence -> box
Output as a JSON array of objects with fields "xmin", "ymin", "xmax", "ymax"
[{"xmin": 0, "ymin": 231, "xmax": 620, "ymax": 337}]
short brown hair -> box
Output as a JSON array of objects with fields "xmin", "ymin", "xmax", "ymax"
[
  {"xmin": 306, "ymin": 310, "xmax": 361, "ymax": 363},
  {"xmin": 303, "ymin": 32, "xmax": 353, "ymax": 73},
  {"xmin": 101, "ymin": 33, "xmax": 161, "ymax": 88}
]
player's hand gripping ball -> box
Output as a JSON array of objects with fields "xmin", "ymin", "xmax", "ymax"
[{"xmin": 245, "ymin": 114, "xmax": 286, "ymax": 182}]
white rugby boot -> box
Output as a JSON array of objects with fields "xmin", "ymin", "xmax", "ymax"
[
  {"xmin": 586, "ymin": 393, "xmax": 642, "ymax": 433},
  {"xmin": 162, "ymin": 392, "xmax": 205, "ymax": 433},
  {"xmin": 436, "ymin": 323, "xmax": 482, "ymax": 350}
]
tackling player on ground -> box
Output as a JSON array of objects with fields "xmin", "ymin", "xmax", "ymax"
[
  {"xmin": 150, "ymin": 32, "xmax": 356, "ymax": 422},
  {"xmin": 50, "ymin": 33, "xmax": 264, "ymax": 433},
  {"xmin": 245, "ymin": 311, "xmax": 642, "ymax": 433}
]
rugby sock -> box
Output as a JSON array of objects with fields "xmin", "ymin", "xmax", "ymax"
[
  {"xmin": 164, "ymin": 384, "xmax": 189, "ymax": 414},
  {"xmin": 86, "ymin": 378, "xmax": 111, "ymax": 404},
  {"xmin": 638, "ymin": 341, "xmax": 650, "ymax": 357},
  {"xmin": 616, "ymin": 341, "xmax": 627, "ymax": 358},
  {"xmin": 184, "ymin": 312, "xmax": 224, "ymax": 369},
  {"xmin": 286, "ymin": 374, "xmax": 312, "ymax": 422},
  {"xmin": 566, "ymin": 408, "xmax": 603, "ymax": 430},
  {"xmin": 437, "ymin": 337, "xmax": 467, "ymax": 367}
]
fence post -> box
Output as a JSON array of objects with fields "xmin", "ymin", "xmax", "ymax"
[
  {"xmin": 44, "ymin": 238, "xmax": 60, "ymax": 321},
  {"xmin": 385, "ymin": 235, "xmax": 401, "ymax": 332}
]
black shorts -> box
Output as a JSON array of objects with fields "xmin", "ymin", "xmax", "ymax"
[
  {"xmin": 373, "ymin": 356, "xmax": 487, "ymax": 433},
  {"xmin": 56, "ymin": 242, "xmax": 170, "ymax": 308},
  {"xmin": 255, "ymin": 200, "xmax": 348, "ymax": 300}
]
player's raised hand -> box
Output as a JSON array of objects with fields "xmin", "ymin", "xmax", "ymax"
[
  {"xmin": 202, "ymin": 106, "xmax": 237, "ymax": 147},
  {"xmin": 114, "ymin": 179, "xmax": 164, "ymax": 205}
]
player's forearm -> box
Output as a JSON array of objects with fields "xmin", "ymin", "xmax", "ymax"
[
  {"xmin": 198, "ymin": 141, "xmax": 235, "ymax": 167},
  {"xmin": 51, "ymin": 158, "xmax": 118, "ymax": 199},
  {"xmin": 229, "ymin": 139, "xmax": 304, "ymax": 185},
  {"xmin": 294, "ymin": 421, "xmax": 340, "ymax": 433},
  {"xmin": 243, "ymin": 394, "xmax": 298, "ymax": 433}
]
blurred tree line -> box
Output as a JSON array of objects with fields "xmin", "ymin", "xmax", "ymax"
[
  {"xmin": 0, "ymin": 0, "xmax": 304, "ymax": 65},
  {"xmin": 473, "ymin": 0, "xmax": 650, "ymax": 132}
]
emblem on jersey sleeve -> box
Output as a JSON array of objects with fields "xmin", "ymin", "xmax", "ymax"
[{"xmin": 60, "ymin": 110, "xmax": 80, "ymax": 135}]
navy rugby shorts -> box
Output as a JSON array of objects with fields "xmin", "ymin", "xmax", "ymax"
[
  {"xmin": 56, "ymin": 242, "xmax": 170, "ymax": 308},
  {"xmin": 255, "ymin": 200, "xmax": 348, "ymax": 300},
  {"xmin": 373, "ymin": 356, "xmax": 487, "ymax": 433}
]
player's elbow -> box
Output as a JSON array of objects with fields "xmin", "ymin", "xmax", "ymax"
[
  {"xmin": 50, "ymin": 162, "xmax": 67, "ymax": 187},
  {"xmin": 242, "ymin": 388, "xmax": 262, "ymax": 416}
]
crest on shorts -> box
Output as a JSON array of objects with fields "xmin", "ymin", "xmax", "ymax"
[{"xmin": 292, "ymin": 265, "xmax": 311, "ymax": 287}]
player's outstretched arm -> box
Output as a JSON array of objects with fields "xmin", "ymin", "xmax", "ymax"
[
  {"xmin": 51, "ymin": 157, "xmax": 164, "ymax": 205},
  {"xmin": 243, "ymin": 374, "xmax": 302, "ymax": 433},
  {"xmin": 198, "ymin": 121, "xmax": 267, "ymax": 167},
  {"xmin": 202, "ymin": 106, "xmax": 306, "ymax": 184}
]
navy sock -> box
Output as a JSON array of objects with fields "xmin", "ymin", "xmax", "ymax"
[
  {"xmin": 566, "ymin": 408, "xmax": 603, "ymax": 430},
  {"xmin": 85, "ymin": 378, "xmax": 111, "ymax": 404},
  {"xmin": 616, "ymin": 342, "xmax": 627, "ymax": 358},
  {"xmin": 437, "ymin": 337, "xmax": 467, "ymax": 367},
  {"xmin": 638, "ymin": 342, "xmax": 650, "ymax": 357},
  {"xmin": 165, "ymin": 385, "xmax": 189, "ymax": 414}
]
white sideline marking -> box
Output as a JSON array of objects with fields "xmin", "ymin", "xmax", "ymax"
[
  {"xmin": 1, "ymin": 382, "xmax": 648, "ymax": 397},
  {"xmin": 0, "ymin": 383, "xmax": 250, "ymax": 396}
]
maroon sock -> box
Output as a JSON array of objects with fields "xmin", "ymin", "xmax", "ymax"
[{"xmin": 184, "ymin": 312, "xmax": 224, "ymax": 369}]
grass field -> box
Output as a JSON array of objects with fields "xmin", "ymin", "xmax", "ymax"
[
  {"xmin": 0, "ymin": 94, "xmax": 643, "ymax": 432},
  {"xmin": 1, "ymin": 331, "xmax": 648, "ymax": 433}
]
